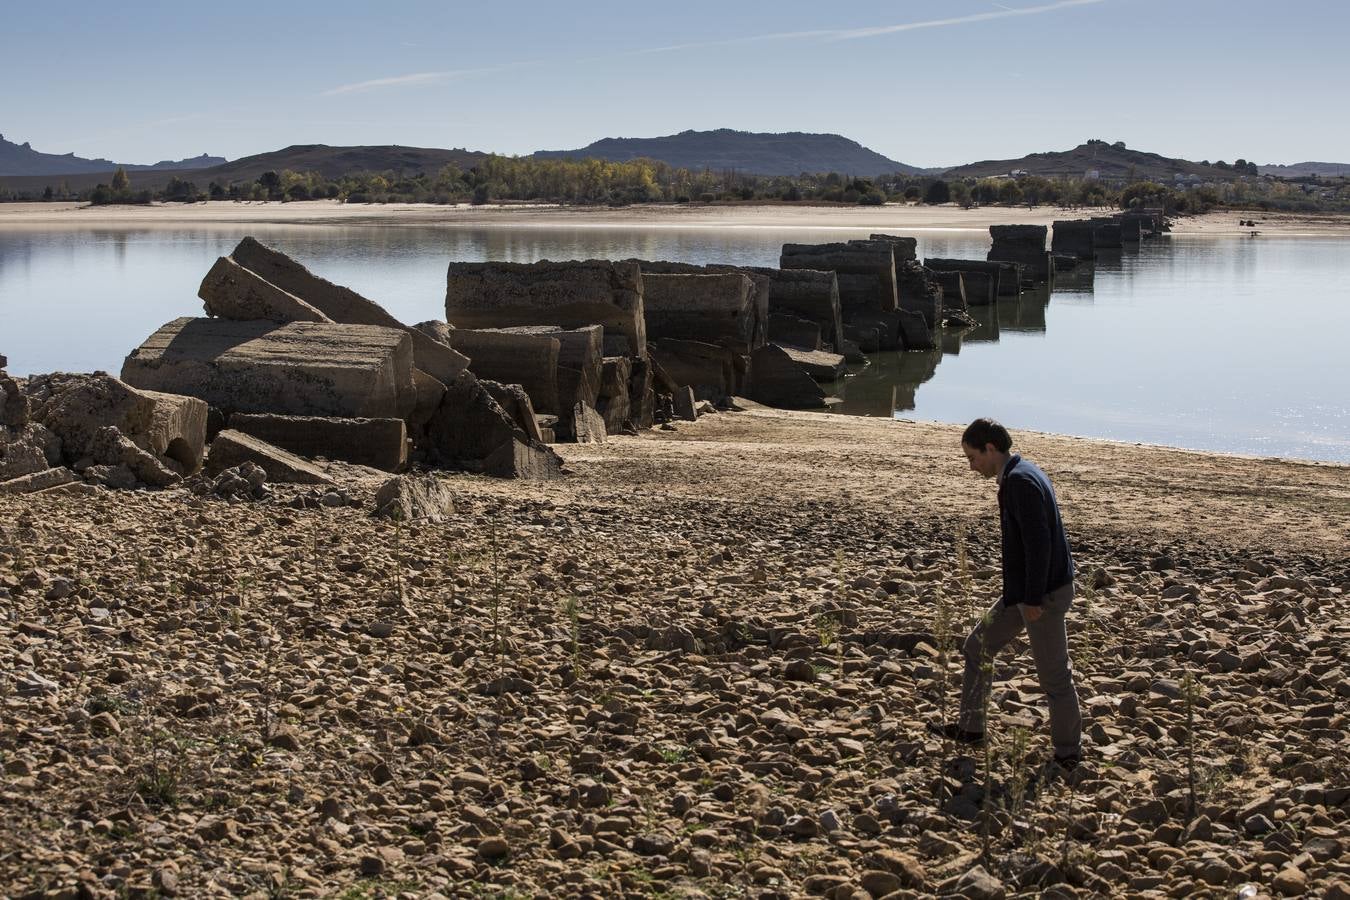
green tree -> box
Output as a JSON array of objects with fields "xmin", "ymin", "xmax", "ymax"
[
  {"xmin": 924, "ymin": 180, "xmax": 950, "ymax": 204},
  {"xmin": 111, "ymin": 167, "xmax": 130, "ymax": 193}
]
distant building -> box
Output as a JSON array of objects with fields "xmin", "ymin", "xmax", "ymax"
[
  {"xmin": 1084, "ymin": 169, "xmax": 1100, "ymax": 181},
  {"xmin": 1010, "ymin": 168, "xmax": 1028, "ymax": 177}
]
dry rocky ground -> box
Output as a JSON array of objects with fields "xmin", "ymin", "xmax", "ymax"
[{"xmin": 1, "ymin": 407, "xmax": 1347, "ymax": 899}]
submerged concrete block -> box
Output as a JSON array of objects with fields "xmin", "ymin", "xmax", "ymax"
[
  {"xmin": 121, "ymin": 317, "xmax": 416, "ymax": 421},
  {"xmin": 229, "ymin": 413, "xmax": 408, "ymax": 472},
  {"xmin": 231, "ymin": 237, "xmax": 468, "ymax": 385},
  {"xmin": 868, "ymin": 234, "xmax": 918, "ymax": 262},
  {"xmin": 781, "ymin": 242, "xmax": 897, "ymax": 314},
  {"xmin": 778, "ymin": 346, "xmax": 847, "ymax": 383},
  {"xmin": 199, "ymin": 256, "xmax": 331, "ymax": 324},
  {"xmin": 445, "ymin": 259, "xmax": 647, "ymax": 359}
]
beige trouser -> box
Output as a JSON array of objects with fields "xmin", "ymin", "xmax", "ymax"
[{"xmin": 956, "ymin": 582, "xmax": 1081, "ymax": 757}]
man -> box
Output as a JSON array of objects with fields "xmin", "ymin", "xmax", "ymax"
[{"xmin": 928, "ymin": 418, "xmax": 1082, "ymax": 771}]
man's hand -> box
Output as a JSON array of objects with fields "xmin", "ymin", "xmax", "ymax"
[{"xmin": 1022, "ymin": 604, "xmax": 1043, "ymax": 623}]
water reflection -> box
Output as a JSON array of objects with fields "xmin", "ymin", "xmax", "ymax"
[{"xmin": 1, "ymin": 226, "xmax": 1347, "ymax": 461}]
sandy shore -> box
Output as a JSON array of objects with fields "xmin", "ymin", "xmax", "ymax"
[
  {"xmin": 3, "ymin": 200, "xmax": 1348, "ymax": 236},
  {"xmin": 2, "ymin": 407, "xmax": 1347, "ymax": 897}
]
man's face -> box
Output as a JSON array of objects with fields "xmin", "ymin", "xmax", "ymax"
[{"xmin": 962, "ymin": 441, "xmax": 1002, "ymax": 479}]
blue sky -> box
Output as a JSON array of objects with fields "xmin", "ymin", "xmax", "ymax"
[{"xmin": 3, "ymin": 0, "xmax": 1345, "ymax": 167}]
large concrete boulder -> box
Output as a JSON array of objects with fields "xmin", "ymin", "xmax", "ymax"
[
  {"xmin": 0, "ymin": 467, "xmax": 78, "ymax": 495},
  {"xmin": 627, "ymin": 358, "xmax": 655, "ymax": 430},
  {"xmin": 230, "ymin": 237, "xmax": 469, "ymax": 386},
  {"xmin": 745, "ymin": 345, "xmax": 828, "ymax": 410},
  {"xmin": 34, "ymin": 373, "xmax": 207, "ymax": 473},
  {"xmin": 640, "ymin": 272, "xmax": 759, "ymax": 350},
  {"xmin": 121, "ymin": 318, "xmax": 416, "ymax": 422},
  {"xmin": 479, "ymin": 381, "xmax": 545, "ymax": 445},
  {"xmin": 1051, "ymin": 220, "xmax": 1096, "ymax": 259},
  {"xmin": 422, "ymin": 371, "xmax": 562, "ymax": 479},
  {"xmin": 746, "ymin": 267, "xmax": 844, "ymax": 351},
  {"xmin": 90, "ymin": 425, "xmax": 182, "ymax": 486},
  {"xmin": 897, "ymin": 309, "xmax": 936, "ymax": 351},
  {"xmin": 988, "ymin": 225, "xmax": 1051, "ymax": 282},
  {"xmin": 895, "ymin": 262, "xmax": 944, "ymax": 329},
  {"xmin": 929, "ymin": 271, "xmax": 968, "ymax": 311},
  {"xmin": 649, "ymin": 339, "xmax": 741, "ymax": 403},
  {"xmin": 0, "ymin": 424, "xmax": 56, "ymax": 482},
  {"xmin": 497, "ymin": 325, "xmax": 604, "ymax": 418},
  {"xmin": 781, "ymin": 242, "xmax": 897, "ymax": 315},
  {"xmin": 778, "ymin": 346, "xmax": 847, "ymax": 382},
  {"xmin": 1, "ymin": 367, "xmax": 28, "ymax": 428},
  {"xmin": 768, "ymin": 314, "xmax": 822, "ymax": 351},
  {"xmin": 372, "ymin": 474, "xmax": 454, "ymax": 522},
  {"xmin": 597, "ymin": 356, "xmax": 633, "ymax": 435},
  {"xmin": 445, "ymin": 259, "xmax": 647, "ymax": 359},
  {"xmin": 448, "ymin": 328, "xmax": 561, "ymax": 415},
  {"xmin": 207, "ymin": 429, "xmax": 334, "ymax": 484},
  {"xmin": 923, "ymin": 258, "xmax": 1010, "ymax": 301},
  {"xmin": 229, "ymin": 414, "xmax": 408, "ymax": 472},
  {"xmin": 846, "ymin": 311, "xmax": 902, "ymax": 352},
  {"xmin": 630, "ymin": 261, "xmax": 770, "ymax": 352},
  {"xmin": 869, "ymin": 234, "xmax": 918, "ymax": 261},
  {"xmin": 199, "ymin": 256, "xmax": 331, "ymax": 324}
]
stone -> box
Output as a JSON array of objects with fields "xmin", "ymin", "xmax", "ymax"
[
  {"xmin": 477, "ymin": 836, "xmax": 510, "ymax": 859},
  {"xmin": 868, "ymin": 849, "xmax": 926, "ymax": 888},
  {"xmin": 628, "ymin": 357, "xmax": 655, "ymax": 430},
  {"xmin": 745, "ymin": 345, "xmax": 827, "ymax": 409},
  {"xmin": 34, "ymin": 373, "xmax": 208, "ymax": 473},
  {"xmin": 449, "ymin": 327, "xmax": 561, "ymax": 414},
  {"xmin": 860, "ymin": 870, "xmax": 901, "ymax": 897},
  {"xmin": 199, "ymin": 255, "xmax": 332, "ymax": 324},
  {"xmin": 777, "ymin": 345, "xmax": 846, "ymax": 382},
  {"xmin": 948, "ymin": 865, "xmax": 1006, "ymax": 900},
  {"xmin": 650, "ymin": 339, "xmax": 742, "ymax": 402},
  {"xmin": 672, "ymin": 386, "xmax": 697, "ymax": 422},
  {"xmin": 781, "ymin": 242, "xmax": 898, "ymax": 314},
  {"xmin": 231, "ymin": 236, "xmax": 469, "ymax": 385},
  {"xmin": 90, "ymin": 426, "xmax": 181, "ymax": 487},
  {"xmin": 641, "ymin": 272, "xmax": 759, "ymax": 349},
  {"xmin": 422, "ymin": 372, "xmax": 561, "ymax": 479},
  {"xmin": 868, "ymin": 233, "xmax": 918, "ymax": 261},
  {"xmin": 206, "ymin": 430, "xmax": 334, "ymax": 484},
  {"xmin": 371, "ymin": 474, "xmax": 454, "ymax": 522},
  {"xmin": 229, "ymin": 414, "xmax": 408, "ymax": 472},
  {"xmin": 988, "ymin": 224, "xmax": 1051, "ymax": 282},
  {"xmin": 747, "ymin": 267, "xmax": 845, "ymax": 352},
  {"xmin": 1272, "ymin": 866, "xmax": 1306, "ymax": 896},
  {"xmin": 413, "ymin": 320, "xmax": 454, "ymax": 346},
  {"xmin": 768, "ymin": 313, "xmax": 822, "ymax": 351},
  {"xmin": 0, "ymin": 467, "xmax": 78, "ymax": 495},
  {"xmin": 1, "ymin": 369, "xmax": 29, "ymax": 427},
  {"xmin": 597, "ymin": 356, "xmax": 633, "ymax": 434},
  {"xmin": 445, "ymin": 259, "xmax": 647, "ymax": 359},
  {"xmin": 0, "ymin": 427, "xmax": 53, "ymax": 481},
  {"xmin": 897, "ymin": 309, "xmax": 936, "ymax": 351},
  {"xmin": 479, "ymin": 381, "xmax": 545, "ymax": 444},
  {"xmin": 122, "ymin": 317, "xmax": 416, "ymax": 421},
  {"xmin": 572, "ymin": 402, "xmax": 607, "ymax": 444}
]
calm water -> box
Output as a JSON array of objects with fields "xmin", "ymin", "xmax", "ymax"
[{"xmin": 1, "ymin": 224, "xmax": 1347, "ymax": 462}]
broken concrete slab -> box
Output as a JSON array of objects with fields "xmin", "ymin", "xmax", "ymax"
[
  {"xmin": 897, "ymin": 309, "xmax": 936, "ymax": 351},
  {"xmin": 0, "ymin": 430, "xmax": 51, "ymax": 481},
  {"xmin": 640, "ymin": 272, "xmax": 758, "ymax": 349},
  {"xmin": 481, "ymin": 437, "xmax": 563, "ymax": 480},
  {"xmin": 768, "ymin": 314, "xmax": 822, "ymax": 351},
  {"xmin": 868, "ymin": 234, "xmax": 918, "ymax": 261},
  {"xmin": 35, "ymin": 373, "xmax": 208, "ymax": 473},
  {"xmin": 445, "ymin": 259, "xmax": 646, "ymax": 359},
  {"xmin": 627, "ymin": 357, "xmax": 655, "ymax": 431},
  {"xmin": 413, "ymin": 320, "xmax": 454, "ymax": 347},
  {"xmin": 781, "ymin": 242, "xmax": 897, "ymax": 314},
  {"xmin": 894, "ymin": 261, "xmax": 944, "ymax": 329},
  {"xmin": 480, "ymin": 381, "xmax": 545, "ymax": 445},
  {"xmin": 649, "ymin": 339, "xmax": 740, "ymax": 402},
  {"xmin": 229, "ymin": 413, "xmax": 409, "ymax": 472},
  {"xmin": 572, "ymin": 402, "xmax": 607, "ymax": 444},
  {"xmin": 745, "ymin": 345, "xmax": 828, "ymax": 410},
  {"xmin": 930, "ymin": 270, "xmax": 968, "ymax": 311},
  {"xmin": 121, "ymin": 317, "xmax": 416, "ymax": 422},
  {"xmin": 372, "ymin": 474, "xmax": 454, "ymax": 522},
  {"xmin": 672, "ymin": 386, "xmax": 697, "ymax": 422},
  {"xmin": 90, "ymin": 425, "xmax": 181, "ymax": 487},
  {"xmin": 230, "ymin": 236, "xmax": 469, "ymax": 385},
  {"xmin": 199, "ymin": 255, "xmax": 332, "ymax": 324},
  {"xmin": 845, "ymin": 311, "xmax": 902, "ymax": 352},
  {"xmin": 1, "ymin": 370, "xmax": 28, "ymax": 428},
  {"xmin": 207, "ymin": 430, "xmax": 334, "ymax": 484},
  {"xmin": 598, "ymin": 356, "xmax": 633, "ymax": 435},
  {"xmin": 747, "ymin": 267, "xmax": 844, "ymax": 352},
  {"xmin": 777, "ymin": 346, "xmax": 847, "ymax": 382},
  {"xmin": 448, "ymin": 328, "xmax": 561, "ymax": 415},
  {"xmin": 988, "ymin": 224, "xmax": 1051, "ymax": 282},
  {"xmin": 0, "ymin": 467, "xmax": 77, "ymax": 495}
]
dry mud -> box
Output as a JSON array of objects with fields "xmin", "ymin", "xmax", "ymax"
[{"xmin": 2, "ymin": 408, "xmax": 1347, "ymax": 899}]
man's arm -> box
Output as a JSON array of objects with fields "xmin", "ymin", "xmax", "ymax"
[{"xmin": 1008, "ymin": 476, "xmax": 1052, "ymax": 606}]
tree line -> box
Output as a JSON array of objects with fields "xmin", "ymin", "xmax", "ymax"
[{"xmin": 4, "ymin": 157, "xmax": 1347, "ymax": 214}]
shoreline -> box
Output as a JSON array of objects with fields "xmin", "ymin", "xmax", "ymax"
[{"xmin": 2, "ymin": 199, "xmax": 1349, "ymax": 236}]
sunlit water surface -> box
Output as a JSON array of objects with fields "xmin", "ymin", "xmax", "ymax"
[{"xmin": 1, "ymin": 224, "xmax": 1346, "ymax": 462}]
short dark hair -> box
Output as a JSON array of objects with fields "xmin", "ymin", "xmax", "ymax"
[{"xmin": 962, "ymin": 418, "xmax": 1012, "ymax": 453}]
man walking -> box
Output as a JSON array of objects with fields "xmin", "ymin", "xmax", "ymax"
[{"xmin": 929, "ymin": 418, "xmax": 1082, "ymax": 771}]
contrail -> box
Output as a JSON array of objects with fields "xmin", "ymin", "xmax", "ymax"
[{"xmin": 321, "ymin": 0, "xmax": 1109, "ymax": 95}]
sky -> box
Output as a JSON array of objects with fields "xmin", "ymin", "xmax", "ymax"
[{"xmin": 3, "ymin": 0, "xmax": 1346, "ymax": 168}]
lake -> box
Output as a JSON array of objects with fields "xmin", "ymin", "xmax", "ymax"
[{"xmin": 1, "ymin": 223, "xmax": 1347, "ymax": 462}]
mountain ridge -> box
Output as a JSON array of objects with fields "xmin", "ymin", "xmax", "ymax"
[
  {"xmin": 533, "ymin": 128, "xmax": 925, "ymax": 177},
  {"xmin": 0, "ymin": 133, "xmax": 223, "ymax": 176},
  {"xmin": 941, "ymin": 141, "xmax": 1255, "ymax": 181}
]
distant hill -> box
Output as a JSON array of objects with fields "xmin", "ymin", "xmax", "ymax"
[
  {"xmin": 0, "ymin": 133, "xmax": 221, "ymax": 176},
  {"xmin": 533, "ymin": 129, "xmax": 924, "ymax": 177},
  {"xmin": 941, "ymin": 141, "xmax": 1243, "ymax": 181},
  {"xmin": 198, "ymin": 143, "xmax": 488, "ymax": 184},
  {"xmin": 1259, "ymin": 161, "xmax": 1350, "ymax": 178}
]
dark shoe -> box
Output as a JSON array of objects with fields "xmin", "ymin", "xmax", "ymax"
[{"xmin": 926, "ymin": 722, "xmax": 985, "ymax": 746}]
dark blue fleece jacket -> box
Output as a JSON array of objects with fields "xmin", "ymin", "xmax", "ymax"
[{"xmin": 998, "ymin": 454, "xmax": 1074, "ymax": 606}]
